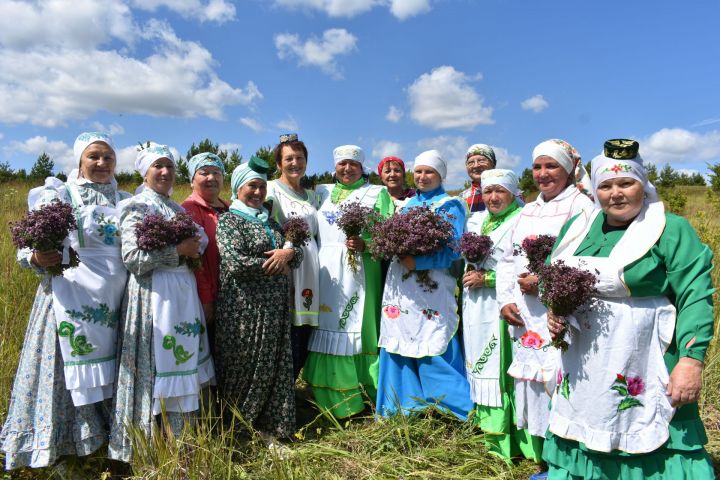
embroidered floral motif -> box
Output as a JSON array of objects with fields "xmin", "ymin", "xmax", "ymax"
[
  {"xmin": 65, "ymin": 303, "xmax": 119, "ymax": 329},
  {"xmin": 58, "ymin": 321, "xmax": 96, "ymax": 356},
  {"xmin": 338, "ymin": 292, "xmax": 359, "ymax": 329},
  {"xmin": 421, "ymin": 308, "xmax": 440, "ymax": 320},
  {"xmin": 174, "ymin": 318, "xmax": 205, "ymax": 337},
  {"xmin": 520, "ymin": 330, "xmax": 544, "ymax": 349},
  {"xmin": 302, "ymin": 289, "xmax": 314, "ymax": 310},
  {"xmin": 611, "ymin": 373, "xmax": 645, "ymax": 412},
  {"xmin": 162, "ymin": 335, "xmax": 194, "ymax": 365},
  {"xmin": 555, "ymin": 370, "xmax": 570, "ymax": 400},
  {"xmin": 601, "ymin": 163, "xmax": 633, "ymax": 174},
  {"xmin": 93, "ymin": 212, "xmax": 120, "ymax": 246},
  {"xmin": 471, "ymin": 334, "xmax": 497, "ymax": 375},
  {"xmin": 382, "ymin": 304, "xmax": 408, "ymax": 319},
  {"xmin": 322, "ymin": 211, "xmax": 340, "ymax": 225}
]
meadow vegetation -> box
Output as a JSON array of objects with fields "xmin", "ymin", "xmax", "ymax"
[{"xmin": 0, "ymin": 181, "xmax": 718, "ymax": 479}]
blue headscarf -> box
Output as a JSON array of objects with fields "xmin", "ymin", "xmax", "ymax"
[
  {"xmin": 188, "ymin": 152, "xmax": 225, "ymax": 181},
  {"xmin": 229, "ymin": 156, "xmax": 270, "ymax": 222}
]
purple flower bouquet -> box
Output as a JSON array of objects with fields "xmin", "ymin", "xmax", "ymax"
[
  {"xmin": 514, "ymin": 234, "xmax": 557, "ymax": 274},
  {"xmin": 135, "ymin": 212, "xmax": 202, "ymax": 270},
  {"xmin": 336, "ymin": 201, "xmax": 377, "ymax": 273},
  {"xmin": 282, "ymin": 216, "xmax": 310, "ymax": 247},
  {"xmin": 538, "ymin": 259, "xmax": 598, "ymax": 351},
  {"xmin": 458, "ymin": 232, "xmax": 493, "ymax": 269},
  {"xmin": 10, "ymin": 200, "xmax": 80, "ymax": 276},
  {"xmin": 369, "ymin": 206, "xmax": 455, "ymax": 291}
]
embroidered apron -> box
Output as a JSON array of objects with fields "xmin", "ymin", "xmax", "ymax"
[
  {"xmin": 548, "ymin": 205, "xmax": 675, "ymax": 454},
  {"xmin": 267, "ymin": 181, "xmax": 320, "ymax": 327},
  {"xmin": 308, "ymin": 184, "xmax": 381, "ymax": 356},
  {"xmin": 378, "ymin": 197, "xmax": 459, "ymax": 358},
  {"xmin": 51, "ymin": 183, "xmax": 127, "ymax": 406},
  {"xmin": 462, "ymin": 211, "xmax": 516, "ymax": 407}
]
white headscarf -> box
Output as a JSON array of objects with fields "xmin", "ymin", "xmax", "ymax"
[
  {"xmin": 333, "ymin": 144, "xmax": 369, "ymax": 175},
  {"xmin": 590, "ymin": 153, "xmax": 659, "ymax": 205},
  {"xmin": 70, "ymin": 131, "xmax": 116, "ymax": 183},
  {"xmin": 480, "ymin": 169, "xmax": 520, "ymax": 196},
  {"xmin": 532, "ymin": 139, "xmax": 576, "ymax": 174},
  {"xmin": 413, "ymin": 149, "xmax": 447, "ymax": 180},
  {"xmin": 135, "ymin": 143, "xmax": 175, "ymax": 177}
]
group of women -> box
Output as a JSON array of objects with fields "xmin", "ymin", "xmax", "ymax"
[{"xmin": 0, "ymin": 131, "xmax": 715, "ymax": 479}]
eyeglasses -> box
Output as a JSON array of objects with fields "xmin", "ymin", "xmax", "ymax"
[
  {"xmin": 466, "ymin": 158, "xmax": 492, "ymax": 167},
  {"xmin": 279, "ymin": 133, "xmax": 298, "ymax": 143}
]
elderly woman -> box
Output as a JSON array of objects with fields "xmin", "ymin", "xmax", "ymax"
[
  {"xmin": 495, "ymin": 139, "xmax": 593, "ymax": 447},
  {"xmin": 265, "ymin": 134, "xmax": 320, "ymax": 378},
  {"xmin": 1, "ymin": 132, "xmax": 130, "ymax": 470},
  {"xmin": 376, "ymin": 150, "xmax": 472, "ymax": 420},
  {"xmin": 181, "ymin": 152, "xmax": 229, "ymax": 350},
  {"xmin": 543, "ymin": 140, "xmax": 715, "ymax": 479},
  {"xmin": 461, "ymin": 169, "xmax": 542, "ymax": 460},
  {"xmin": 215, "ymin": 157, "xmax": 303, "ymax": 441},
  {"xmin": 109, "ymin": 144, "xmax": 214, "ymax": 462},
  {"xmin": 303, "ymin": 145, "xmax": 394, "ymax": 418},
  {"xmin": 377, "ymin": 155, "xmax": 415, "ymax": 207},
  {"xmin": 460, "ymin": 144, "xmax": 496, "ymax": 213}
]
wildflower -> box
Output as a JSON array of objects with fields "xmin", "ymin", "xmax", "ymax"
[
  {"xmin": 336, "ymin": 201, "xmax": 377, "ymax": 273},
  {"xmin": 458, "ymin": 232, "xmax": 493, "ymax": 265},
  {"xmin": 514, "ymin": 234, "xmax": 557, "ymax": 274},
  {"xmin": 135, "ymin": 212, "xmax": 202, "ymax": 270},
  {"xmin": 282, "ymin": 216, "xmax": 310, "ymax": 247}
]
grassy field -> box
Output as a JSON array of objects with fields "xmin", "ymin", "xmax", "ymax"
[{"xmin": 0, "ymin": 181, "xmax": 718, "ymax": 479}]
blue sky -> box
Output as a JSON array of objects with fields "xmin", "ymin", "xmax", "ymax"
[{"xmin": 1, "ymin": 0, "xmax": 719, "ymax": 187}]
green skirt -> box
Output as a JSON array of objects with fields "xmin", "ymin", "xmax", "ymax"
[{"xmin": 473, "ymin": 318, "xmax": 544, "ymax": 462}]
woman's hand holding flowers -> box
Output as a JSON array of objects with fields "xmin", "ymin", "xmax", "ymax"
[
  {"xmin": 399, "ymin": 254, "xmax": 416, "ymax": 272},
  {"xmin": 263, "ymin": 248, "xmax": 294, "ymax": 275},
  {"xmin": 176, "ymin": 235, "xmax": 201, "ymax": 258},
  {"xmin": 667, "ymin": 357, "xmax": 703, "ymax": 407},
  {"xmin": 500, "ymin": 303, "xmax": 525, "ymax": 327},
  {"xmin": 547, "ymin": 311, "xmax": 566, "ymax": 340},
  {"xmin": 345, "ymin": 236, "xmax": 365, "ymax": 252},
  {"xmin": 463, "ymin": 269, "xmax": 485, "ymax": 289},
  {"xmin": 31, "ymin": 249, "xmax": 62, "ymax": 268},
  {"xmin": 518, "ymin": 272, "xmax": 539, "ymax": 295}
]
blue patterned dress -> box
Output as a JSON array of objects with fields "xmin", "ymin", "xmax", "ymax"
[{"xmin": 0, "ymin": 181, "xmax": 130, "ymax": 470}]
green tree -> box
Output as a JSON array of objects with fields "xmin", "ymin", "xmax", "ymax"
[
  {"xmin": 225, "ymin": 150, "xmax": 243, "ymax": 174},
  {"xmin": 181, "ymin": 138, "xmax": 241, "ymax": 183},
  {"xmin": 657, "ymin": 164, "xmax": 677, "ymax": 188},
  {"xmin": 645, "ymin": 163, "xmax": 658, "ymax": 184},
  {"xmin": 56, "ymin": 171, "xmax": 67, "ymax": 182},
  {"xmin": 29, "ymin": 152, "xmax": 54, "ymax": 180},
  {"xmin": 254, "ymin": 145, "xmax": 277, "ymax": 179},
  {"xmin": 708, "ymin": 162, "xmax": 720, "ymax": 193},
  {"xmin": 16, "ymin": 168, "xmax": 27, "ymax": 180},
  {"xmin": 518, "ymin": 167, "xmax": 537, "ymax": 194},
  {"xmin": 690, "ymin": 172, "xmax": 706, "ymax": 186},
  {"xmin": 0, "ymin": 161, "xmax": 14, "ymax": 182}
]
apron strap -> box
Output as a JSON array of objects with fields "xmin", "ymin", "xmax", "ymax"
[{"xmin": 66, "ymin": 183, "xmax": 86, "ymax": 248}]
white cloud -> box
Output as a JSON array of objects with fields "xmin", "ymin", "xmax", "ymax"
[
  {"xmin": 276, "ymin": 116, "xmax": 299, "ymax": 132},
  {"xmin": 492, "ymin": 146, "xmax": 522, "ymax": 169},
  {"xmin": 407, "ymin": 66, "xmax": 493, "ymax": 130},
  {"xmin": 691, "ymin": 117, "xmax": 720, "ymax": 128},
  {"xmin": 115, "ymin": 145, "xmax": 141, "ymax": 173},
  {"xmin": 219, "ymin": 143, "xmax": 241, "ymax": 153},
  {"xmin": 90, "ymin": 122, "xmax": 125, "ymax": 136},
  {"xmin": 129, "ymin": 0, "xmax": 236, "ymax": 23},
  {"xmin": 521, "ymin": 94, "xmax": 549, "ymax": 113},
  {"xmin": 272, "ymin": 0, "xmax": 430, "ymax": 19},
  {"xmin": 386, "ymin": 105, "xmax": 402, "ymax": 123},
  {"xmin": 372, "ymin": 140, "xmax": 403, "ymax": 161},
  {"xmin": 638, "ymin": 128, "xmax": 720, "ymax": 165},
  {"xmin": 275, "ymin": 28, "xmax": 357, "ymax": 79},
  {"xmin": 8, "ymin": 136, "xmax": 73, "ymax": 173},
  {"xmin": 390, "ymin": 0, "xmax": 431, "ymax": 20},
  {"xmin": 0, "ymin": 4, "xmax": 260, "ymax": 127},
  {"xmin": 240, "ymin": 117, "xmax": 264, "ymax": 133}
]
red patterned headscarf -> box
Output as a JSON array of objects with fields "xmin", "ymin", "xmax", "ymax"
[{"xmin": 377, "ymin": 156, "xmax": 405, "ymax": 176}]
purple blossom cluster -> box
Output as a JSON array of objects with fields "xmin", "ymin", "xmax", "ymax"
[
  {"xmin": 538, "ymin": 259, "xmax": 598, "ymax": 351},
  {"xmin": 514, "ymin": 234, "xmax": 557, "ymax": 274},
  {"xmin": 135, "ymin": 212, "xmax": 201, "ymax": 270},
  {"xmin": 282, "ymin": 216, "xmax": 310, "ymax": 247},
  {"xmin": 9, "ymin": 200, "xmax": 80, "ymax": 276},
  {"xmin": 336, "ymin": 201, "xmax": 376, "ymax": 238},
  {"xmin": 458, "ymin": 232, "xmax": 493, "ymax": 264}
]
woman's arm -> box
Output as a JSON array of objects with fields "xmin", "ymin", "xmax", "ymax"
[
  {"xmin": 120, "ymin": 203, "xmax": 179, "ymax": 277},
  {"xmin": 217, "ymin": 215, "xmax": 266, "ymax": 279},
  {"xmin": 414, "ymin": 198, "xmax": 466, "ymax": 271}
]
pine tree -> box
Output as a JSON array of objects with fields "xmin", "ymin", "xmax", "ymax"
[{"xmin": 29, "ymin": 152, "xmax": 54, "ymax": 180}]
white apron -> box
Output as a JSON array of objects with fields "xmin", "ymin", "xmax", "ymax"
[
  {"xmin": 267, "ymin": 180, "xmax": 320, "ymax": 327},
  {"xmin": 462, "ymin": 210, "xmax": 517, "ymax": 407},
  {"xmin": 548, "ymin": 204, "xmax": 676, "ymax": 453},
  {"xmin": 51, "ymin": 183, "xmax": 127, "ymax": 406},
  {"xmin": 308, "ymin": 183, "xmax": 382, "ymax": 356},
  {"xmin": 378, "ymin": 196, "xmax": 459, "ymax": 358}
]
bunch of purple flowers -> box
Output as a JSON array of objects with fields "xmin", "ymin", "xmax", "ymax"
[
  {"xmin": 538, "ymin": 259, "xmax": 598, "ymax": 351},
  {"xmin": 514, "ymin": 234, "xmax": 557, "ymax": 274},
  {"xmin": 282, "ymin": 216, "xmax": 310, "ymax": 247},
  {"xmin": 135, "ymin": 212, "xmax": 202, "ymax": 270},
  {"xmin": 9, "ymin": 200, "xmax": 80, "ymax": 276},
  {"xmin": 336, "ymin": 201, "xmax": 377, "ymax": 273},
  {"xmin": 369, "ymin": 206, "xmax": 455, "ymax": 291},
  {"xmin": 458, "ymin": 232, "xmax": 493, "ymax": 267}
]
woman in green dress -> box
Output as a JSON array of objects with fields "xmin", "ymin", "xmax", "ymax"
[
  {"xmin": 302, "ymin": 145, "xmax": 394, "ymax": 418},
  {"xmin": 544, "ymin": 139, "xmax": 715, "ymax": 479},
  {"xmin": 215, "ymin": 157, "xmax": 303, "ymax": 442}
]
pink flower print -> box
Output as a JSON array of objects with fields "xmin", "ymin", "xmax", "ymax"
[
  {"xmin": 520, "ymin": 330, "xmax": 544, "ymax": 349},
  {"xmin": 556, "ymin": 369, "xmax": 563, "ymax": 386},
  {"xmin": 626, "ymin": 376, "xmax": 645, "ymax": 396},
  {"xmin": 384, "ymin": 305, "xmax": 401, "ymax": 319},
  {"xmin": 616, "ymin": 373, "xmax": 625, "ymax": 382}
]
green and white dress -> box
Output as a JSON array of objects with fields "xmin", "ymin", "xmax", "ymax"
[
  {"xmin": 303, "ymin": 179, "xmax": 394, "ymax": 418},
  {"xmin": 543, "ymin": 205, "xmax": 715, "ymax": 479}
]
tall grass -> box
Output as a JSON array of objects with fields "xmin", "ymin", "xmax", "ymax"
[{"xmin": 0, "ymin": 181, "xmax": 718, "ymax": 478}]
